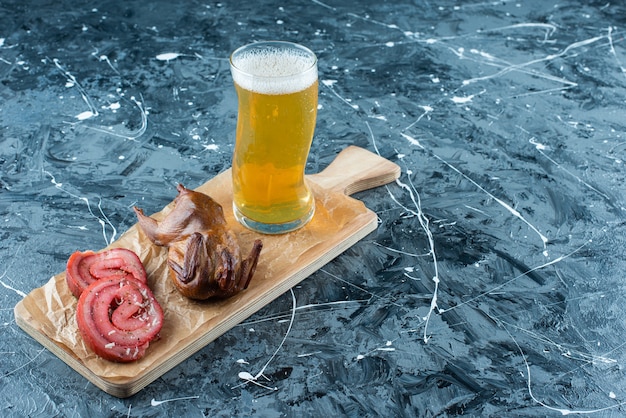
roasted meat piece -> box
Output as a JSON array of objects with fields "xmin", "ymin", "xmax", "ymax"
[
  {"xmin": 133, "ymin": 184, "xmax": 262, "ymax": 300},
  {"xmin": 66, "ymin": 248, "xmax": 148, "ymax": 298},
  {"xmin": 76, "ymin": 277, "xmax": 164, "ymax": 363}
]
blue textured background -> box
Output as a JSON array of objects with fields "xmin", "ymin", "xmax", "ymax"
[{"xmin": 1, "ymin": 0, "xmax": 626, "ymax": 416}]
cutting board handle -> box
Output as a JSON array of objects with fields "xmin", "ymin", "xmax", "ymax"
[{"xmin": 309, "ymin": 146, "xmax": 401, "ymax": 196}]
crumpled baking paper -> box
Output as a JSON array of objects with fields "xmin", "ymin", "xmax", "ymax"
[{"xmin": 15, "ymin": 169, "xmax": 374, "ymax": 392}]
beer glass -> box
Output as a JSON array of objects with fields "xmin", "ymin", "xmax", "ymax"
[{"xmin": 230, "ymin": 41, "xmax": 318, "ymax": 234}]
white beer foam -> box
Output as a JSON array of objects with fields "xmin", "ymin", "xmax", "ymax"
[{"xmin": 231, "ymin": 48, "xmax": 317, "ymax": 95}]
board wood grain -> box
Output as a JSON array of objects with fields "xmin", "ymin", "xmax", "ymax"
[{"xmin": 14, "ymin": 146, "xmax": 400, "ymax": 398}]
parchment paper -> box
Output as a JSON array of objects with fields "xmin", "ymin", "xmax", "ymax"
[{"xmin": 18, "ymin": 169, "xmax": 371, "ymax": 382}]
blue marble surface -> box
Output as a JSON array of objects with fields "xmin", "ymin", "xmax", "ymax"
[{"xmin": 2, "ymin": 0, "xmax": 626, "ymax": 416}]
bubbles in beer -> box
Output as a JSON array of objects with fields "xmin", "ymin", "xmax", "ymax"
[{"xmin": 231, "ymin": 46, "xmax": 317, "ymax": 95}]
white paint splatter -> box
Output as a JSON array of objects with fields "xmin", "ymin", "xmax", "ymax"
[
  {"xmin": 75, "ymin": 110, "xmax": 96, "ymax": 120},
  {"xmin": 102, "ymin": 102, "xmax": 121, "ymax": 111},
  {"xmin": 235, "ymin": 289, "xmax": 296, "ymax": 391},
  {"xmin": 238, "ymin": 371, "xmax": 254, "ymax": 380},
  {"xmin": 401, "ymin": 131, "xmax": 549, "ymax": 252},
  {"xmin": 156, "ymin": 52, "xmax": 182, "ymax": 61},
  {"xmin": 401, "ymin": 132, "xmax": 421, "ymax": 147},
  {"xmin": 0, "ymin": 279, "xmax": 27, "ymax": 298},
  {"xmin": 470, "ymin": 48, "xmax": 498, "ymax": 61},
  {"xmin": 321, "ymin": 79, "xmax": 359, "ymax": 110},
  {"xmin": 404, "ymin": 106, "xmax": 433, "ymax": 131},
  {"xmin": 529, "ymin": 137, "xmax": 548, "ymax": 150},
  {"xmin": 44, "ymin": 170, "xmax": 118, "ymax": 245},
  {"xmin": 53, "ymin": 58, "xmax": 99, "ymax": 119},
  {"xmin": 451, "ymin": 95, "xmax": 474, "ymax": 104},
  {"xmin": 529, "ymin": 135, "xmax": 611, "ymax": 203},
  {"xmin": 297, "ymin": 351, "xmax": 322, "ymax": 357},
  {"xmin": 150, "ymin": 396, "xmax": 199, "ymax": 406}
]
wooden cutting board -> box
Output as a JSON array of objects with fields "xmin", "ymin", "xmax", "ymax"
[{"xmin": 14, "ymin": 146, "xmax": 400, "ymax": 398}]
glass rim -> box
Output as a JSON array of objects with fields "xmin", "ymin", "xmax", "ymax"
[{"xmin": 229, "ymin": 40, "xmax": 317, "ymax": 80}]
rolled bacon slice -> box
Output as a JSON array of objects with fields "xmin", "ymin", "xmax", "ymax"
[
  {"xmin": 76, "ymin": 277, "xmax": 164, "ymax": 363},
  {"xmin": 66, "ymin": 248, "xmax": 147, "ymax": 298}
]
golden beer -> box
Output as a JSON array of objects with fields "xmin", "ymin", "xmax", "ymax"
[{"xmin": 230, "ymin": 42, "xmax": 318, "ymax": 234}]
